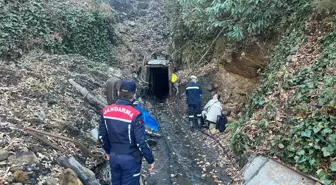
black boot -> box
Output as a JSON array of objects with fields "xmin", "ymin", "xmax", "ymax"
[
  {"xmin": 197, "ymin": 118, "xmax": 202, "ymax": 129},
  {"xmin": 189, "ymin": 121, "xmax": 195, "ymax": 132}
]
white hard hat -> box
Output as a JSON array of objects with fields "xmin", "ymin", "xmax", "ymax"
[{"xmin": 190, "ymin": 75, "xmax": 198, "ymax": 80}]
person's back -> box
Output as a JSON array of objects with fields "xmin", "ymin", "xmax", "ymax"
[
  {"xmin": 102, "ymin": 101, "xmax": 140, "ymax": 153},
  {"xmin": 185, "ymin": 75, "xmax": 202, "ymax": 131},
  {"xmin": 99, "ymin": 80, "xmax": 155, "ymax": 185},
  {"xmin": 186, "ymin": 81, "xmax": 202, "ymax": 105},
  {"xmin": 202, "ymin": 93, "xmax": 222, "ymax": 134},
  {"xmin": 204, "ymin": 99, "xmax": 222, "ymax": 123}
]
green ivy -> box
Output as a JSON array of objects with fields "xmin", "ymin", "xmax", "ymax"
[
  {"xmin": 0, "ymin": 0, "xmax": 116, "ymax": 64},
  {"xmin": 230, "ymin": 18, "xmax": 336, "ymax": 184}
]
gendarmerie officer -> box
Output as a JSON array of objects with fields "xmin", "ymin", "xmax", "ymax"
[{"xmin": 99, "ymin": 80, "xmax": 155, "ymax": 185}]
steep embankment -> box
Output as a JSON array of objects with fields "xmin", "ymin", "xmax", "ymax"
[
  {"xmin": 0, "ymin": 1, "xmax": 117, "ymax": 184},
  {"xmin": 0, "ymin": 52, "xmax": 111, "ymax": 184},
  {"xmin": 231, "ymin": 14, "xmax": 336, "ymax": 184}
]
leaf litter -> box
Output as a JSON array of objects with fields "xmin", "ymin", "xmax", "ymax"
[{"xmin": 0, "ymin": 50, "xmax": 112, "ymax": 184}]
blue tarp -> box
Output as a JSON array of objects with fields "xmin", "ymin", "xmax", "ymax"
[{"xmin": 135, "ymin": 105, "xmax": 160, "ymax": 132}]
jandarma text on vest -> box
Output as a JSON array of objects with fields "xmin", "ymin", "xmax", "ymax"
[{"xmin": 104, "ymin": 106, "xmax": 135, "ymax": 118}]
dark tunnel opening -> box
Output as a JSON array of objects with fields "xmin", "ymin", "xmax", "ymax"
[{"xmin": 148, "ymin": 67, "xmax": 170, "ymax": 100}]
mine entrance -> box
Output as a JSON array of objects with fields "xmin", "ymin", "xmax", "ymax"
[{"xmin": 146, "ymin": 59, "xmax": 171, "ymax": 100}]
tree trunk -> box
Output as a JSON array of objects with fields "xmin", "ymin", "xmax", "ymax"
[{"xmin": 68, "ymin": 79, "xmax": 107, "ymax": 109}]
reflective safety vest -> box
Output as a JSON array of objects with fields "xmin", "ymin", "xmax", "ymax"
[
  {"xmin": 171, "ymin": 73, "xmax": 178, "ymax": 83},
  {"xmin": 185, "ymin": 81, "xmax": 202, "ymax": 105}
]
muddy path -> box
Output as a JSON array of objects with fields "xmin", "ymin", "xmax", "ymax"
[
  {"xmin": 141, "ymin": 95, "xmax": 232, "ymax": 185},
  {"xmin": 107, "ymin": 0, "xmax": 234, "ymax": 184}
]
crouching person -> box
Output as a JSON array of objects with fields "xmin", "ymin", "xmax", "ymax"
[{"xmin": 202, "ymin": 93, "xmax": 222, "ymax": 135}]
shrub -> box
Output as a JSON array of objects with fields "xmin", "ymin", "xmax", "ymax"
[
  {"xmin": 0, "ymin": 0, "xmax": 116, "ymax": 64},
  {"xmin": 176, "ymin": 0, "xmax": 311, "ymax": 41}
]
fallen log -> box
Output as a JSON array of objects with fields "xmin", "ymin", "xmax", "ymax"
[
  {"xmin": 68, "ymin": 79, "xmax": 107, "ymax": 110},
  {"xmin": 26, "ymin": 131, "xmax": 65, "ymax": 152},
  {"xmin": 57, "ymin": 156, "xmax": 101, "ymax": 185},
  {"xmin": 25, "ymin": 127, "xmax": 104, "ymax": 158}
]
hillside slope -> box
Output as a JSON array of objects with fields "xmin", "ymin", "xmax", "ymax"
[{"xmin": 230, "ymin": 13, "xmax": 336, "ymax": 184}]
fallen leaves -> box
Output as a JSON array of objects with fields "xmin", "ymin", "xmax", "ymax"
[{"xmin": 0, "ymin": 51, "xmax": 109, "ymax": 184}]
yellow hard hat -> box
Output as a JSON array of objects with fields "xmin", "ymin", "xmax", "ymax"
[{"xmin": 171, "ymin": 73, "xmax": 178, "ymax": 83}]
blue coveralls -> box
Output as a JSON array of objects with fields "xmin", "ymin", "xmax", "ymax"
[
  {"xmin": 99, "ymin": 100, "xmax": 155, "ymax": 185},
  {"xmin": 185, "ymin": 81, "xmax": 202, "ymax": 127}
]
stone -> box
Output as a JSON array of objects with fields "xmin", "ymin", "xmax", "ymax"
[
  {"xmin": 127, "ymin": 21, "xmax": 136, "ymax": 27},
  {"xmin": 222, "ymin": 110, "xmax": 230, "ymax": 116},
  {"xmin": 13, "ymin": 170, "xmax": 29, "ymax": 184},
  {"xmin": 227, "ymin": 116, "xmax": 236, "ymax": 123},
  {"xmin": 108, "ymin": 67, "xmax": 123, "ymax": 78},
  {"xmin": 0, "ymin": 149, "xmax": 9, "ymax": 161},
  {"xmin": 206, "ymin": 83, "xmax": 213, "ymax": 91},
  {"xmin": 8, "ymin": 151, "xmax": 38, "ymax": 166},
  {"xmin": 46, "ymin": 178, "xmax": 58, "ymax": 185},
  {"xmin": 138, "ymin": 10, "xmax": 148, "ymax": 16},
  {"xmin": 137, "ymin": 2, "xmax": 149, "ymax": 10},
  {"xmin": 59, "ymin": 168, "xmax": 83, "ymax": 185}
]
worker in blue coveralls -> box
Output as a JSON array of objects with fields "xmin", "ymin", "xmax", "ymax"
[
  {"xmin": 98, "ymin": 80, "xmax": 155, "ymax": 185},
  {"xmin": 186, "ymin": 75, "xmax": 203, "ymax": 131}
]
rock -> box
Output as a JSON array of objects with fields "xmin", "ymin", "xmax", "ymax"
[
  {"xmin": 108, "ymin": 67, "xmax": 123, "ymax": 78},
  {"xmin": 137, "ymin": 2, "xmax": 149, "ymax": 10},
  {"xmin": 230, "ymin": 113, "xmax": 239, "ymax": 119},
  {"xmin": 0, "ymin": 149, "xmax": 9, "ymax": 161},
  {"xmin": 38, "ymin": 110, "xmax": 46, "ymax": 122},
  {"xmin": 13, "ymin": 170, "xmax": 29, "ymax": 183},
  {"xmin": 222, "ymin": 110, "xmax": 231, "ymax": 116},
  {"xmin": 59, "ymin": 168, "xmax": 83, "ymax": 185},
  {"xmin": 206, "ymin": 83, "xmax": 213, "ymax": 91},
  {"xmin": 225, "ymin": 102, "xmax": 240, "ymax": 114},
  {"xmin": 138, "ymin": 10, "xmax": 147, "ymax": 16},
  {"xmin": 46, "ymin": 178, "xmax": 58, "ymax": 185},
  {"xmin": 227, "ymin": 116, "xmax": 236, "ymax": 123},
  {"xmin": 127, "ymin": 21, "xmax": 136, "ymax": 27},
  {"xmin": 8, "ymin": 151, "xmax": 38, "ymax": 166}
]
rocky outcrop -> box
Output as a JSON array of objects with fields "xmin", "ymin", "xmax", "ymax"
[
  {"xmin": 210, "ymin": 68, "xmax": 257, "ymax": 119},
  {"xmin": 212, "ymin": 37, "xmax": 275, "ymax": 79}
]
